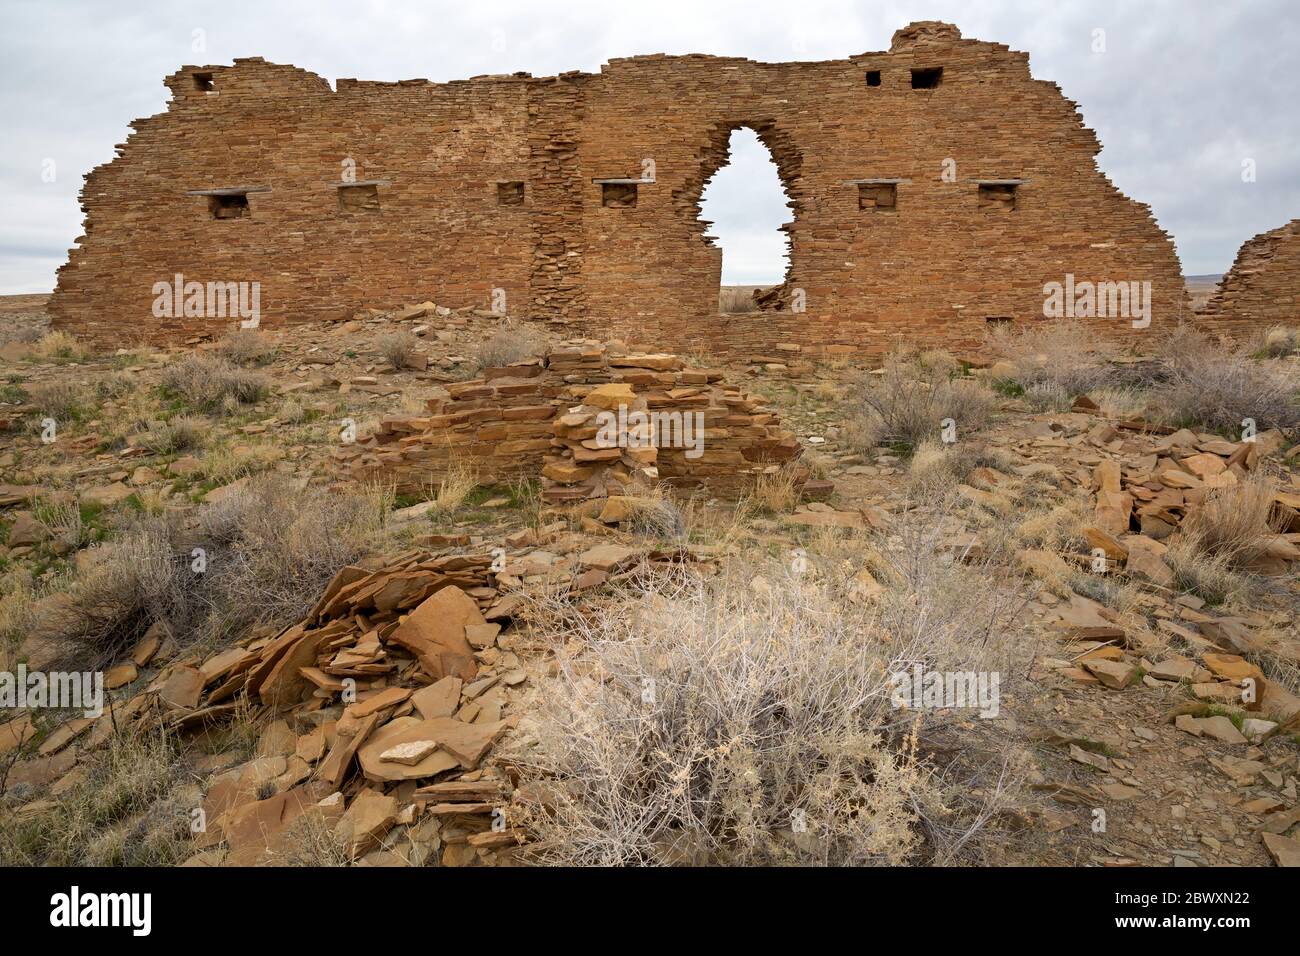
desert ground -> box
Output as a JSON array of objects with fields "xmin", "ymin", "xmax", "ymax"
[{"xmin": 1, "ymin": 285, "xmax": 1298, "ymax": 869}]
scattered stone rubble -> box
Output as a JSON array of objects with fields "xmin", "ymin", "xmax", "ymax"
[{"xmin": 0, "ymin": 537, "xmax": 718, "ymax": 865}]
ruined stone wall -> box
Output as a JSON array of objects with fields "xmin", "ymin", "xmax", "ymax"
[
  {"xmin": 51, "ymin": 22, "xmax": 1191, "ymax": 355},
  {"xmin": 51, "ymin": 59, "xmax": 536, "ymax": 343},
  {"xmin": 1199, "ymin": 220, "xmax": 1300, "ymax": 338},
  {"xmin": 334, "ymin": 342, "xmax": 800, "ymax": 497}
]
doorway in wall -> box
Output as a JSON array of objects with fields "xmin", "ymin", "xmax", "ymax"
[{"xmin": 698, "ymin": 126, "xmax": 795, "ymax": 314}]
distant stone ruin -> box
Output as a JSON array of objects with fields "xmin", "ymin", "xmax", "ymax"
[
  {"xmin": 52, "ymin": 20, "xmax": 1241, "ymax": 354},
  {"xmin": 1199, "ymin": 219, "xmax": 1300, "ymax": 337}
]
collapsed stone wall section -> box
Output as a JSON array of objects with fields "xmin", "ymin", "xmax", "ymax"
[{"xmin": 334, "ymin": 342, "xmax": 801, "ymax": 497}]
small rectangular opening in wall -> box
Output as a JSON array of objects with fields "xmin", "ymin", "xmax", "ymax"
[
  {"xmin": 865, "ymin": 70, "xmax": 881, "ymax": 87},
  {"xmin": 193, "ymin": 72, "xmax": 214, "ymax": 92},
  {"xmin": 497, "ymin": 181, "xmax": 524, "ymax": 206},
  {"xmin": 911, "ymin": 67, "xmax": 943, "ymax": 89},
  {"xmin": 602, "ymin": 182, "xmax": 637, "ymax": 208},
  {"xmin": 858, "ymin": 183, "xmax": 896, "ymax": 210},
  {"xmin": 208, "ymin": 193, "xmax": 248, "ymax": 219},
  {"xmin": 338, "ymin": 182, "xmax": 380, "ymax": 213},
  {"xmin": 978, "ymin": 182, "xmax": 1018, "ymax": 210},
  {"xmin": 985, "ymin": 316, "xmax": 1013, "ymax": 326}
]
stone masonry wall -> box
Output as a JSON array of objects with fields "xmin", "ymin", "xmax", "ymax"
[
  {"xmin": 1199, "ymin": 219, "xmax": 1300, "ymax": 338},
  {"xmin": 51, "ymin": 22, "xmax": 1196, "ymax": 355}
]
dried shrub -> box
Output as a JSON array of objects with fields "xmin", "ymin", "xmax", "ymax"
[
  {"xmin": 985, "ymin": 320, "xmax": 1118, "ymax": 396},
  {"xmin": 517, "ymin": 513, "xmax": 1028, "ymax": 866},
  {"xmin": 35, "ymin": 479, "xmax": 387, "ymax": 666},
  {"xmin": 196, "ymin": 476, "xmax": 387, "ymax": 636},
  {"xmin": 48, "ymin": 519, "xmax": 200, "ymax": 667},
  {"xmin": 845, "ymin": 349, "xmax": 997, "ymax": 453},
  {"xmin": 1154, "ymin": 325, "xmax": 1300, "ymax": 435},
  {"xmin": 217, "ymin": 329, "xmax": 276, "ymax": 366},
  {"xmin": 160, "ymin": 354, "xmax": 270, "ymax": 413}
]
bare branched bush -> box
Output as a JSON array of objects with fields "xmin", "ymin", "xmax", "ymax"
[
  {"xmin": 845, "ymin": 350, "xmax": 997, "ymax": 453},
  {"xmin": 28, "ymin": 381, "xmax": 88, "ymax": 423},
  {"xmin": 217, "ymin": 329, "xmax": 276, "ymax": 366},
  {"xmin": 518, "ymin": 513, "xmax": 1028, "ymax": 866},
  {"xmin": 160, "ymin": 354, "xmax": 270, "ymax": 413},
  {"xmin": 197, "ymin": 476, "xmax": 386, "ymax": 636},
  {"xmin": 51, "ymin": 519, "xmax": 199, "ymax": 667},
  {"xmin": 985, "ymin": 320, "xmax": 1119, "ymax": 396},
  {"xmin": 377, "ymin": 330, "xmax": 420, "ymax": 369},
  {"xmin": 1154, "ymin": 325, "xmax": 1300, "ymax": 435},
  {"xmin": 475, "ymin": 319, "xmax": 550, "ymax": 368}
]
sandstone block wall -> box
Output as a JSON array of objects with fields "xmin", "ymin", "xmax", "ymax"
[
  {"xmin": 51, "ymin": 21, "xmax": 1195, "ymax": 355},
  {"xmin": 1199, "ymin": 219, "xmax": 1300, "ymax": 338}
]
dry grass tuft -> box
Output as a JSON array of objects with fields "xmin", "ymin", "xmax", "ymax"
[
  {"xmin": 1258, "ymin": 326, "xmax": 1300, "ymax": 358},
  {"xmin": 29, "ymin": 331, "xmax": 89, "ymax": 363},
  {"xmin": 425, "ymin": 459, "xmax": 479, "ymax": 516},
  {"xmin": 475, "ymin": 319, "xmax": 550, "ymax": 368},
  {"xmin": 0, "ymin": 730, "xmax": 195, "ymax": 866},
  {"xmin": 377, "ymin": 330, "xmax": 420, "ymax": 370},
  {"xmin": 908, "ymin": 440, "xmax": 1013, "ymax": 496},
  {"xmin": 27, "ymin": 381, "xmax": 89, "ymax": 425},
  {"xmin": 137, "ymin": 415, "xmax": 209, "ymax": 455},
  {"xmin": 748, "ymin": 464, "xmax": 803, "ymax": 514},
  {"xmin": 1180, "ymin": 477, "xmax": 1277, "ymax": 569}
]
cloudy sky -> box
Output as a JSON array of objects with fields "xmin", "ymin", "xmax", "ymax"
[{"xmin": 2, "ymin": 0, "xmax": 1297, "ymax": 290}]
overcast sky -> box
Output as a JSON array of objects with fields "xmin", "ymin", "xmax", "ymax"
[{"xmin": 2, "ymin": 0, "xmax": 1297, "ymax": 290}]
